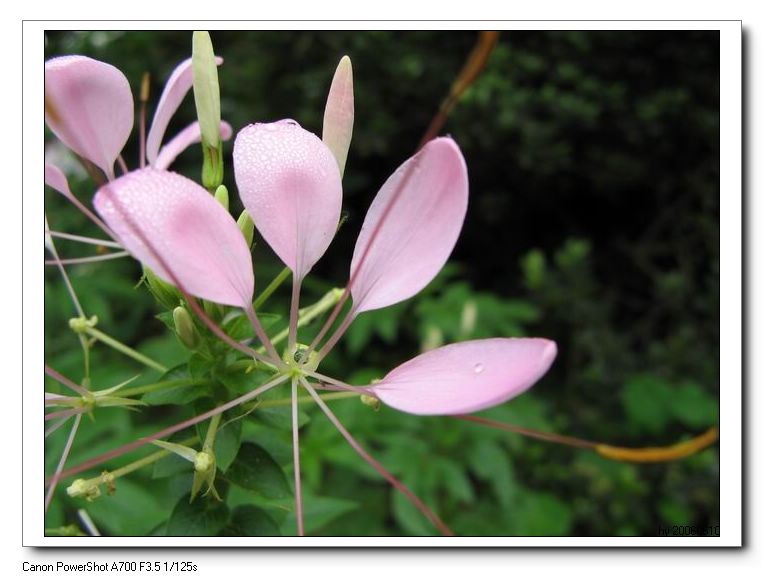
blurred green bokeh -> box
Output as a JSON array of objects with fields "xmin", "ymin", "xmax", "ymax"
[{"xmin": 44, "ymin": 30, "xmax": 719, "ymax": 537}]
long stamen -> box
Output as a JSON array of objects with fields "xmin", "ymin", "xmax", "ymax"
[
  {"xmin": 300, "ymin": 376, "xmax": 454, "ymax": 537},
  {"xmin": 45, "ymin": 251, "xmax": 130, "ymax": 265},
  {"xmin": 46, "ymin": 230, "xmax": 123, "ymax": 249},
  {"xmin": 44, "ymin": 223, "xmax": 85, "ymax": 318},
  {"xmin": 291, "ymin": 378, "xmax": 304, "ymax": 536},
  {"xmin": 45, "ymin": 416, "xmax": 71, "ymax": 438},
  {"xmin": 45, "ymin": 364, "xmax": 88, "ymax": 397},
  {"xmin": 51, "ymin": 375, "xmax": 288, "ymax": 485},
  {"xmin": 306, "ymin": 289, "xmax": 350, "ymax": 353},
  {"xmin": 45, "ymin": 413, "xmax": 82, "ymax": 513},
  {"xmin": 45, "ymin": 407, "xmax": 87, "ymax": 421}
]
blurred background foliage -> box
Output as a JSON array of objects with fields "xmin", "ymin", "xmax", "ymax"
[{"xmin": 44, "ymin": 30, "xmax": 719, "ymax": 537}]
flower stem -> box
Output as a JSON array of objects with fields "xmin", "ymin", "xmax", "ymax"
[
  {"xmin": 113, "ymin": 378, "xmax": 199, "ymax": 398},
  {"xmin": 291, "ymin": 378, "xmax": 304, "ymax": 536},
  {"xmin": 301, "ymin": 376, "xmax": 454, "ymax": 537},
  {"xmin": 253, "ymin": 267, "xmax": 291, "ymax": 310},
  {"xmin": 83, "ymin": 326, "xmax": 167, "ymax": 373}
]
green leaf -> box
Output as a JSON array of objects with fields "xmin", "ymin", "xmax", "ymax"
[
  {"xmin": 166, "ymin": 493, "xmax": 230, "ymax": 536},
  {"xmin": 669, "ymin": 382, "xmax": 719, "ymax": 428},
  {"xmin": 214, "ymin": 418, "xmax": 242, "ymax": 472},
  {"xmin": 510, "ymin": 492, "xmax": 573, "ymax": 536},
  {"xmin": 144, "ymin": 365, "xmax": 210, "ymax": 406},
  {"xmin": 222, "ymin": 312, "xmax": 281, "ymax": 341},
  {"xmin": 224, "ymin": 505, "xmax": 281, "ymax": 536},
  {"xmin": 281, "ymin": 495, "xmax": 360, "ymax": 536},
  {"xmin": 87, "ymin": 478, "xmax": 167, "ymax": 536},
  {"xmin": 621, "ymin": 375, "xmax": 673, "ymax": 434},
  {"xmin": 225, "ymin": 442, "xmax": 291, "ymax": 499},
  {"xmin": 469, "ymin": 441, "xmax": 516, "ymax": 508}
]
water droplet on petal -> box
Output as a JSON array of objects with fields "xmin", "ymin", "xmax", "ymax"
[{"xmin": 473, "ymin": 363, "xmax": 484, "ymax": 374}]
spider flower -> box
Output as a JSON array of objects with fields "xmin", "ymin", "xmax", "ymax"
[{"xmin": 232, "ymin": 117, "xmax": 556, "ymax": 415}]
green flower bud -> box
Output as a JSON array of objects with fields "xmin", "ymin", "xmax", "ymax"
[
  {"xmin": 237, "ymin": 210, "xmax": 255, "ymax": 248},
  {"xmin": 360, "ymin": 394, "xmax": 381, "ymax": 412},
  {"xmin": 214, "ymin": 185, "xmax": 229, "ymax": 211},
  {"xmin": 192, "ymin": 31, "xmax": 223, "ymax": 191},
  {"xmin": 173, "ymin": 306, "xmax": 200, "ymax": 350},
  {"xmin": 192, "ymin": 31, "xmax": 221, "ymax": 149},
  {"xmin": 144, "ymin": 267, "xmax": 181, "ymax": 308}
]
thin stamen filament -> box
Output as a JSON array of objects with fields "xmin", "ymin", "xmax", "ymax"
[
  {"xmin": 45, "ymin": 413, "xmax": 82, "ymax": 513},
  {"xmin": 45, "ymin": 364, "xmax": 88, "ymax": 397},
  {"xmin": 45, "ymin": 251, "xmax": 131, "ymax": 265},
  {"xmin": 291, "ymin": 378, "xmax": 305, "ymax": 536},
  {"xmin": 45, "ymin": 230, "xmax": 123, "ymax": 249},
  {"xmin": 52, "ymin": 375, "xmax": 288, "ymax": 485},
  {"xmin": 83, "ymin": 326, "xmax": 168, "ymax": 373},
  {"xmin": 300, "ymin": 376, "xmax": 454, "ymax": 537}
]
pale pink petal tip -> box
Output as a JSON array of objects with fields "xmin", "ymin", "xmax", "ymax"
[
  {"xmin": 154, "ymin": 120, "xmax": 233, "ymax": 171},
  {"xmin": 146, "ymin": 56, "xmax": 224, "ymax": 167},
  {"xmin": 93, "ymin": 168, "xmax": 254, "ymax": 307},
  {"xmin": 322, "ymin": 55, "xmax": 354, "ymax": 176},
  {"xmin": 372, "ymin": 338, "xmax": 557, "ymax": 415},
  {"xmin": 45, "ymin": 56, "xmax": 134, "ymax": 179},
  {"xmin": 233, "ymin": 119, "xmax": 343, "ymax": 280},
  {"xmin": 350, "ymin": 137, "xmax": 469, "ymax": 313}
]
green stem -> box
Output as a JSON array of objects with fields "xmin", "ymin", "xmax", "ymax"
[
  {"xmin": 84, "ymin": 326, "xmax": 168, "ymax": 373},
  {"xmin": 203, "ymin": 413, "xmax": 222, "ymax": 452},
  {"xmin": 253, "ymin": 267, "xmax": 291, "ymax": 310},
  {"xmin": 114, "ymin": 378, "xmax": 199, "ymax": 398},
  {"xmin": 69, "ymin": 437, "xmax": 199, "ymax": 496},
  {"xmin": 257, "ymin": 391, "xmax": 359, "ymax": 409}
]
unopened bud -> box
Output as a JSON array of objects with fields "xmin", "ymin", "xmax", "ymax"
[
  {"xmin": 237, "ymin": 210, "xmax": 255, "ymax": 248},
  {"xmin": 173, "ymin": 306, "xmax": 200, "ymax": 349},
  {"xmin": 360, "ymin": 394, "xmax": 381, "ymax": 411},
  {"xmin": 194, "ymin": 451, "xmax": 214, "ymax": 473},
  {"xmin": 192, "ymin": 31, "xmax": 221, "ymax": 149},
  {"xmin": 68, "ymin": 315, "xmax": 98, "ymax": 334},
  {"xmin": 67, "ymin": 478, "xmax": 101, "ymax": 501},
  {"xmin": 144, "ymin": 267, "xmax": 181, "ymax": 308},
  {"xmin": 460, "ymin": 300, "xmax": 478, "ymax": 337},
  {"xmin": 214, "ymin": 185, "xmax": 229, "ymax": 211}
]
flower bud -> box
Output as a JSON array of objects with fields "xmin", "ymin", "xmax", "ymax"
[
  {"xmin": 173, "ymin": 306, "xmax": 200, "ymax": 350},
  {"xmin": 193, "ymin": 451, "xmax": 214, "ymax": 473},
  {"xmin": 66, "ymin": 478, "xmax": 101, "ymax": 501},
  {"xmin": 237, "ymin": 210, "xmax": 255, "ymax": 248},
  {"xmin": 144, "ymin": 267, "xmax": 181, "ymax": 308},
  {"xmin": 360, "ymin": 394, "xmax": 381, "ymax": 411},
  {"xmin": 214, "ymin": 184, "xmax": 229, "ymax": 211},
  {"xmin": 192, "ymin": 31, "xmax": 223, "ymax": 191},
  {"xmin": 192, "ymin": 31, "xmax": 221, "ymax": 149}
]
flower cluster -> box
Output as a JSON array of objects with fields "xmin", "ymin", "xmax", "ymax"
[{"xmin": 44, "ymin": 32, "xmax": 559, "ymax": 536}]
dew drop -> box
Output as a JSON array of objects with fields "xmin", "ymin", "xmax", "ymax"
[{"xmin": 473, "ymin": 363, "xmax": 484, "ymax": 374}]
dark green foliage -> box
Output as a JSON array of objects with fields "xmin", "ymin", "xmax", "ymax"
[{"xmin": 44, "ymin": 30, "xmax": 719, "ymax": 537}]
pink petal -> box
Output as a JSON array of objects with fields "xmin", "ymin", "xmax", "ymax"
[
  {"xmin": 322, "ymin": 56, "xmax": 354, "ymax": 177},
  {"xmin": 154, "ymin": 120, "xmax": 233, "ymax": 171},
  {"xmin": 372, "ymin": 338, "xmax": 557, "ymax": 415},
  {"xmin": 45, "ymin": 56, "xmax": 134, "ymax": 179},
  {"xmin": 233, "ymin": 120, "xmax": 342, "ymax": 280},
  {"xmin": 349, "ymin": 137, "xmax": 468, "ymax": 313},
  {"xmin": 146, "ymin": 56, "xmax": 223, "ymax": 167},
  {"xmin": 44, "ymin": 162, "xmax": 75, "ymax": 200},
  {"xmin": 93, "ymin": 168, "xmax": 253, "ymax": 308}
]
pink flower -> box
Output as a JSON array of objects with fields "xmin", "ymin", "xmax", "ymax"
[{"xmin": 46, "ymin": 51, "xmax": 557, "ymax": 536}]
